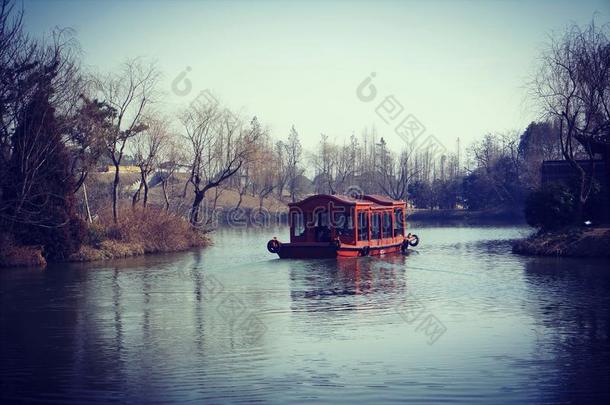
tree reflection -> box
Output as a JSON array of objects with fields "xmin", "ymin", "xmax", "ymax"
[{"xmin": 523, "ymin": 258, "xmax": 610, "ymax": 402}]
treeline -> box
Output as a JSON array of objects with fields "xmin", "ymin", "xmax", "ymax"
[
  {"xmin": 302, "ymin": 18, "xmax": 610, "ymax": 230},
  {"xmin": 0, "ymin": 0, "xmax": 307, "ymax": 261},
  {"xmin": 298, "ymin": 121, "xmax": 561, "ymax": 215},
  {"xmin": 1, "ymin": 0, "xmax": 607, "ymax": 264}
]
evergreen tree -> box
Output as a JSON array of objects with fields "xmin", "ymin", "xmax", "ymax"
[{"xmin": 4, "ymin": 75, "xmax": 84, "ymax": 260}]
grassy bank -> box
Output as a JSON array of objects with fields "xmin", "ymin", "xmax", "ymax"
[
  {"xmin": 1, "ymin": 207, "xmax": 210, "ymax": 267},
  {"xmin": 512, "ymin": 227, "xmax": 610, "ymax": 258},
  {"xmin": 0, "ymin": 238, "xmax": 47, "ymax": 267}
]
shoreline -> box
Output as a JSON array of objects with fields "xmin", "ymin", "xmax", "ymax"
[
  {"xmin": 407, "ymin": 208, "xmax": 525, "ymax": 224},
  {"xmin": 0, "ymin": 207, "xmax": 211, "ymax": 268},
  {"xmin": 0, "ymin": 237, "xmax": 211, "ymax": 268},
  {"xmin": 512, "ymin": 227, "xmax": 610, "ymax": 258},
  {"xmin": 68, "ymin": 237, "xmax": 210, "ymax": 263}
]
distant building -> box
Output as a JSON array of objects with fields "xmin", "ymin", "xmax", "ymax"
[
  {"xmin": 158, "ymin": 162, "xmax": 190, "ymax": 173},
  {"xmin": 541, "ymin": 160, "xmax": 606, "ymax": 185},
  {"xmin": 100, "ymin": 165, "xmax": 141, "ymax": 173}
]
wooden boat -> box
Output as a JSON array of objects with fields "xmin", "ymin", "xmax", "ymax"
[{"xmin": 267, "ymin": 194, "xmax": 419, "ymax": 258}]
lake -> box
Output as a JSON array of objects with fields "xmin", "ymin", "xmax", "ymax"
[{"xmin": 1, "ymin": 225, "xmax": 609, "ymax": 404}]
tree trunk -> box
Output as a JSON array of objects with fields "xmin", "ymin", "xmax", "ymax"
[
  {"xmin": 143, "ymin": 178, "xmax": 149, "ymax": 208},
  {"xmin": 236, "ymin": 191, "xmax": 244, "ymax": 209},
  {"xmin": 207, "ymin": 188, "xmax": 221, "ymax": 226},
  {"xmin": 83, "ymin": 183, "xmax": 92, "ymax": 223},
  {"xmin": 277, "ymin": 182, "xmax": 284, "ymax": 201},
  {"xmin": 182, "ymin": 177, "xmax": 190, "ymax": 198},
  {"xmin": 162, "ymin": 180, "xmax": 170, "ymax": 211},
  {"xmin": 132, "ymin": 182, "xmax": 142, "ymax": 208},
  {"xmin": 112, "ymin": 162, "xmax": 120, "ymax": 223},
  {"xmin": 190, "ymin": 189, "xmax": 204, "ymax": 224}
]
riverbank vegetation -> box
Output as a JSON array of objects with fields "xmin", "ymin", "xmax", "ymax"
[
  {"xmin": 69, "ymin": 206, "xmax": 209, "ymax": 263},
  {"xmin": 512, "ymin": 19, "xmax": 610, "ymax": 257},
  {"xmin": 513, "ymin": 227, "xmax": 610, "ymax": 258},
  {"xmin": 1, "ymin": 206, "xmax": 208, "ymax": 267},
  {"xmin": 0, "ymin": 1, "xmax": 213, "ymax": 267},
  {"xmin": 1, "ymin": 0, "xmax": 608, "ymax": 265}
]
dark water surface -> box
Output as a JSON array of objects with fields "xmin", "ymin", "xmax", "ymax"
[{"xmin": 1, "ymin": 225, "xmax": 610, "ymax": 404}]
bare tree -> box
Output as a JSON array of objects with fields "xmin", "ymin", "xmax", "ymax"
[
  {"xmin": 273, "ymin": 140, "xmax": 289, "ymax": 200},
  {"xmin": 93, "ymin": 58, "xmax": 160, "ymax": 222},
  {"xmin": 379, "ymin": 148, "xmax": 419, "ymax": 201},
  {"xmin": 532, "ymin": 19, "xmax": 610, "ymax": 219},
  {"xmin": 285, "ymin": 125, "xmax": 303, "ymax": 202},
  {"xmin": 180, "ymin": 97, "xmax": 261, "ymax": 225},
  {"xmin": 130, "ymin": 115, "xmax": 168, "ymax": 208},
  {"xmin": 158, "ymin": 135, "xmax": 185, "ymax": 211},
  {"xmin": 232, "ymin": 124, "xmax": 272, "ymax": 209},
  {"xmin": 312, "ymin": 133, "xmax": 338, "ymax": 194},
  {"xmin": 330, "ymin": 141, "xmax": 357, "ymax": 194},
  {"xmin": 233, "ymin": 165, "xmax": 252, "ymax": 209},
  {"xmin": 250, "ymin": 133, "xmax": 277, "ymax": 211},
  {"xmin": 468, "ymin": 132, "xmax": 522, "ymax": 205}
]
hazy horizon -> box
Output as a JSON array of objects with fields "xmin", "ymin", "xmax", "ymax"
[{"xmin": 22, "ymin": 0, "xmax": 610, "ymax": 154}]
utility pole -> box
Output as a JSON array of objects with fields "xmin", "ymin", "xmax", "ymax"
[{"xmin": 456, "ymin": 137, "xmax": 461, "ymax": 177}]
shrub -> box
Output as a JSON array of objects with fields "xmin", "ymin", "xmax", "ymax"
[
  {"xmin": 525, "ymin": 183, "xmax": 575, "ymax": 230},
  {"xmin": 1, "ymin": 84, "xmax": 84, "ymax": 261},
  {"xmin": 0, "ymin": 233, "xmax": 46, "ymax": 267},
  {"xmin": 85, "ymin": 222, "xmax": 108, "ymax": 247},
  {"xmin": 93, "ymin": 205, "xmax": 208, "ymax": 254}
]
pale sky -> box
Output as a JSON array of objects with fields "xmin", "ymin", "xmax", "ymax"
[{"xmin": 23, "ymin": 0, "xmax": 610, "ymax": 153}]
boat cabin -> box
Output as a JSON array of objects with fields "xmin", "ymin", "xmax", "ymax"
[{"xmin": 267, "ymin": 194, "xmax": 417, "ymax": 258}]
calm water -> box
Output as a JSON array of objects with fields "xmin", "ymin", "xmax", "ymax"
[{"xmin": 1, "ymin": 225, "xmax": 610, "ymax": 404}]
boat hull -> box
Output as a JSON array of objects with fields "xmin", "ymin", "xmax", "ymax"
[{"xmin": 276, "ymin": 242, "xmax": 404, "ymax": 259}]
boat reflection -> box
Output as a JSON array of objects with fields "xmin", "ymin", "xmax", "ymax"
[{"xmin": 289, "ymin": 254, "xmax": 409, "ymax": 313}]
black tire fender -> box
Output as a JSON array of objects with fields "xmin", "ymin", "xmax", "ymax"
[{"xmin": 267, "ymin": 239, "xmax": 281, "ymax": 254}]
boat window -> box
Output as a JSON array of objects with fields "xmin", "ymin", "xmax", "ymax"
[
  {"xmin": 333, "ymin": 211, "xmax": 345, "ymax": 228},
  {"xmin": 333, "ymin": 210, "xmax": 354, "ymax": 238},
  {"xmin": 382, "ymin": 211, "xmax": 392, "ymax": 238},
  {"xmin": 315, "ymin": 210, "xmax": 329, "ymax": 227},
  {"xmin": 357, "ymin": 211, "xmax": 369, "ymax": 241},
  {"xmin": 371, "ymin": 212, "xmax": 381, "ymax": 240},
  {"xmin": 292, "ymin": 211, "xmax": 305, "ymax": 237},
  {"xmin": 314, "ymin": 210, "xmax": 331, "ymax": 242},
  {"xmin": 394, "ymin": 208, "xmax": 404, "ymax": 236}
]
